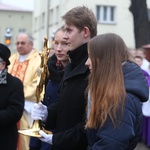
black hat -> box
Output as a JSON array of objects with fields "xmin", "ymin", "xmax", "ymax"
[{"xmin": 0, "ymin": 43, "xmax": 11, "ymax": 66}]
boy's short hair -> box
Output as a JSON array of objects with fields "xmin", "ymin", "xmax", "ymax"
[{"xmin": 62, "ymin": 6, "xmax": 97, "ymax": 38}]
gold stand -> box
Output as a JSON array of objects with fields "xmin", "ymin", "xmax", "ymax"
[
  {"xmin": 18, "ymin": 120, "xmax": 52, "ymax": 137},
  {"xmin": 18, "ymin": 37, "xmax": 51, "ymax": 137},
  {"xmin": 18, "ymin": 120, "xmax": 42, "ymax": 137}
]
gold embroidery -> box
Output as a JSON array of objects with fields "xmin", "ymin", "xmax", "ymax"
[{"xmin": 10, "ymin": 59, "xmax": 29, "ymax": 82}]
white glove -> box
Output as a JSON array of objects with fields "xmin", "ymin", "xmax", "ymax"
[
  {"xmin": 39, "ymin": 130, "xmax": 53, "ymax": 145},
  {"xmin": 31, "ymin": 102, "xmax": 48, "ymax": 121}
]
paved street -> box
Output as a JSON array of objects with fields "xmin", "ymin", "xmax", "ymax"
[{"xmin": 134, "ymin": 142, "xmax": 150, "ymax": 150}]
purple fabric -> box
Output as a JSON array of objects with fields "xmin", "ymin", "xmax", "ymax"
[
  {"xmin": 142, "ymin": 116, "xmax": 150, "ymax": 147},
  {"xmin": 142, "ymin": 70, "xmax": 150, "ymax": 147},
  {"xmin": 142, "ymin": 70, "xmax": 150, "ymax": 86}
]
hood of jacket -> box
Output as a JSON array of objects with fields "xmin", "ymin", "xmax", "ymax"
[{"xmin": 123, "ymin": 61, "xmax": 149, "ymax": 102}]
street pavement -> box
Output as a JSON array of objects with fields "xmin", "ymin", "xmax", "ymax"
[{"xmin": 134, "ymin": 142, "xmax": 150, "ymax": 150}]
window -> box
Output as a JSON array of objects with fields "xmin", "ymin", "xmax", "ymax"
[
  {"xmin": 50, "ymin": 9, "xmax": 54, "ymax": 25},
  {"xmin": 34, "ymin": 17, "xmax": 37, "ymax": 32},
  {"xmin": 42, "ymin": 12, "xmax": 45, "ymax": 28},
  {"xmin": 19, "ymin": 28, "xmax": 26, "ymax": 33},
  {"xmin": 96, "ymin": 5, "xmax": 115, "ymax": 24},
  {"xmin": 56, "ymin": 5, "xmax": 59, "ymax": 23},
  {"xmin": 147, "ymin": 9, "xmax": 150, "ymax": 22}
]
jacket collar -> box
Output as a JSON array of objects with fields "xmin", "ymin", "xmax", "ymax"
[
  {"xmin": 64, "ymin": 43, "xmax": 89, "ymax": 79},
  {"xmin": 48, "ymin": 54, "xmax": 64, "ymax": 81},
  {"xmin": 67, "ymin": 43, "xmax": 88, "ymax": 68}
]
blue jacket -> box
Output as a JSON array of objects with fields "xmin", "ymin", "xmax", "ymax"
[{"xmin": 86, "ymin": 61, "xmax": 149, "ymax": 150}]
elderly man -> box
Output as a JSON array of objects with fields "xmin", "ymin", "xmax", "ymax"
[{"xmin": 8, "ymin": 33, "xmax": 41, "ymax": 150}]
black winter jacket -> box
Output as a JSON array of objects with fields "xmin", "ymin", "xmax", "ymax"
[
  {"xmin": 45, "ymin": 43, "xmax": 89, "ymax": 150},
  {"xmin": 0, "ymin": 72, "xmax": 24, "ymax": 150}
]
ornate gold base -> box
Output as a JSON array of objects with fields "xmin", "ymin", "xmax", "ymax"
[
  {"xmin": 18, "ymin": 120, "xmax": 52, "ymax": 137},
  {"xmin": 18, "ymin": 128, "xmax": 42, "ymax": 137}
]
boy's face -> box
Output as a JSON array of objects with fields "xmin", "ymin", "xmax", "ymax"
[
  {"xmin": 63, "ymin": 24, "xmax": 86, "ymax": 51},
  {"xmin": 85, "ymin": 49, "xmax": 92, "ymax": 72}
]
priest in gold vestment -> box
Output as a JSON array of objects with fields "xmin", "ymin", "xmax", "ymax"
[{"xmin": 8, "ymin": 33, "xmax": 41, "ymax": 150}]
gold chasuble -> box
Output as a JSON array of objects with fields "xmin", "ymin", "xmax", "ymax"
[{"xmin": 8, "ymin": 49, "xmax": 41, "ymax": 150}]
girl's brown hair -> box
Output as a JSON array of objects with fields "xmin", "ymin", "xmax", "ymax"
[{"xmin": 86, "ymin": 33, "xmax": 130, "ymax": 128}]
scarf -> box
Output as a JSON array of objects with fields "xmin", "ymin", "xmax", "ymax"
[{"xmin": 0, "ymin": 68, "xmax": 7, "ymax": 84}]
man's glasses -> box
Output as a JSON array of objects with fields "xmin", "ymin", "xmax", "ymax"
[{"xmin": 16, "ymin": 42, "xmax": 26, "ymax": 45}]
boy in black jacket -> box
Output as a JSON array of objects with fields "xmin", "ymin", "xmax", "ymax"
[{"xmin": 31, "ymin": 6, "xmax": 97, "ymax": 150}]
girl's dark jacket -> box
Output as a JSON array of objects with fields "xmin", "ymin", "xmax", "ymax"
[
  {"xmin": 45, "ymin": 43, "xmax": 89, "ymax": 150},
  {"xmin": 0, "ymin": 71, "xmax": 24, "ymax": 150},
  {"xmin": 86, "ymin": 61, "xmax": 149, "ymax": 150},
  {"xmin": 44, "ymin": 54, "xmax": 64, "ymax": 106}
]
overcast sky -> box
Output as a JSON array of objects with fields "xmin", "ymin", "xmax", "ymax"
[{"xmin": 0, "ymin": 0, "xmax": 34, "ymax": 10}]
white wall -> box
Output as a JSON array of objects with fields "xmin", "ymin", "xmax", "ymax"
[{"xmin": 33, "ymin": 0, "xmax": 150, "ymax": 50}]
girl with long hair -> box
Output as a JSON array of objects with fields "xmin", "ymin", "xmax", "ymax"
[{"xmin": 85, "ymin": 33, "xmax": 149, "ymax": 150}]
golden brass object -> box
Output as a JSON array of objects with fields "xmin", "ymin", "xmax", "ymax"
[
  {"xmin": 18, "ymin": 120, "xmax": 52, "ymax": 137},
  {"xmin": 18, "ymin": 36, "xmax": 52, "ymax": 137}
]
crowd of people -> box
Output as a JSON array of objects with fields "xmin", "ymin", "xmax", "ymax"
[
  {"xmin": 0, "ymin": 5, "xmax": 149, "ymax": 150},
  {"xmin": 130, "ymin": 48, "xmax": 150, "ymax": 148}
]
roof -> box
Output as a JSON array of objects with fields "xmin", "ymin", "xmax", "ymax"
[{"xmin": 0, "ymin": 3, "xmax": 32, "ymax": 12}]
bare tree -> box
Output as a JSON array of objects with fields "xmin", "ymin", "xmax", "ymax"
[{"xmin": 129, "ymin": 0, "xmax": 150, "ymax": 48}]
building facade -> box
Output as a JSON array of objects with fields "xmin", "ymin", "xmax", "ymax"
[
  {"xmin": 0, "ymin": 3, "xmax": 33, "ymax": 53},
  {"xmin": 33, "ymin": 0, "xmax": 150, "ymax": 51}
]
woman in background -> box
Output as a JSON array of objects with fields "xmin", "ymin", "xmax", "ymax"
[{"xmin": 29, "ymin": 27, "xmax": 69, "ymax": 150}]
